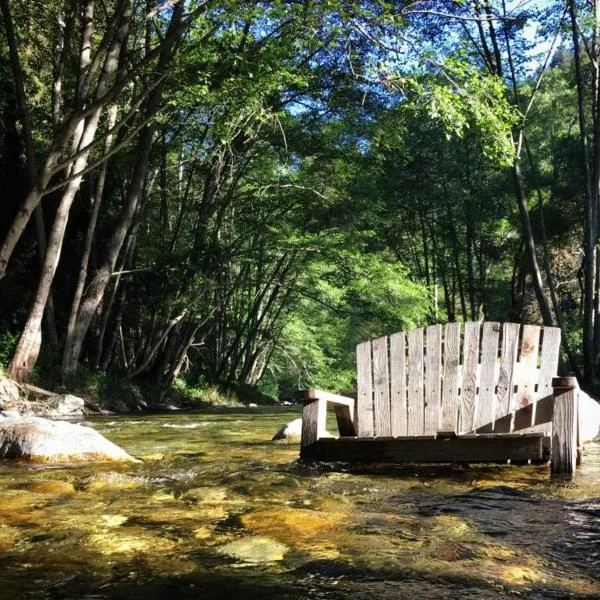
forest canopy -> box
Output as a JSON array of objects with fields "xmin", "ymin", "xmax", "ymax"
[{"xmin": 0, "ymin": 0, "xmax": 599, "ymax": 404}]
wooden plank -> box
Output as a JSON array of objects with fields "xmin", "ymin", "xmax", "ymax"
[
  {"xmin": 300, "ymin": 398, "xmax": 327, "ymax": 458},
  {"xmin": 487, "ymin": 392, "xmax": 552, "ymax": 433},
  {"xmin": 302, "ymin": 389, "xmax": 355, "ymax": 412},
  {"xmin": 424, "ymin": 325, "xmax": 442, "ymax": 434},
  {"xmin": 496, "ymin": 323, "xmax": 520, "ymax": 422},
  {"xmin": 475, "ymin": 322, "xmax": 500, "ymax": 430},
  {"xmin": 535, "ymin": 326, "xmax": 561, "ymax": 435},
  {"xmin": 515, "ymin": 325, "xmax": 541, "ymax": 417},
  {"xmin": 334, "ymin": 405, "xmax": 357, "ymax": 437},
  {"xmin": 372, "ymin": 336, "xmax": 391, "ymax": 436},
  {"xmin": 307, "ymin": 435, "xmax": 544, "ymax": 463},
  {"xmin": 407, "ymin": 328, "xmax": 424, "ymax": 435},
  {"xmin": 551, "ymin": 382, "xmax": 578, "ymax": 479},
  {"xmin": 356, "ymin": 341, "xmax": 374, "ymax": 436},
  {"xmin": 390, "ymin": 332, "xmax": 407, "ymax": 436},
  {"xmin": 460, "ymin": 321, "xmax": 480, "ymax": 433},
  {"xmin": 441, "ymin": 322, "xmax": 461, "ymax": 431}
]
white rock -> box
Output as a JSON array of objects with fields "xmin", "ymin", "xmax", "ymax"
[
  {"xmin": 0, "ymin": 379, "xmax": 20, "ymax": 407},
  {"xmin": 579, "ymin": 391, "xmax": 600, "ymax": 443},
  {"xmin": 0, "ymin": 417, "xmax": 137, "ymax": 463},
  {"xmin": 45, "ymin": 394, "xmax": 85, "ymax": 416},
  {"xmin": 248, "ymin": 403, "xmax": 258, "ymax": 408},
  {"xmin": 0, "ymin": 409, "xmax": 21, "ymax": 418},
  {"xmin": 272, "ymin": 417, "xmax": 303, "ymax": 441}
]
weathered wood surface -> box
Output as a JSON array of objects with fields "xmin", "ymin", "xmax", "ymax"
[
  {"xmin": 297, "ymin": 388, "xmax": 356, "ymax": 438},
  {"xmin": 476, "ymin": 321, "xmax": 500, "ymax": 430},
  {"xmin": 301, "ymin": 322, "xmax": 565, "ymax": 474},
  {"xmin": 515, "ymin": 325, "xmax": 540, "ymax": 412},
  {"xmin": 301, "ymin": 433, "xmax": 545, "ymax": 463},
  {"xmin": 372, "ymin": 336, "xmax": 391, "ymax": 436},
  {"xmin": 479, "ymin": 391, "xmax": 554, "ymax": 434},
  {"xmin": 424, "ymin": 324, "xmax": 442, "ymax": 434},
  {"xmin": 356, "ymin": 341, "xmax": 374, "ymax": 436},
  {"xmin": 301, "ymin": 399, "xmax": 322, "ymax": 450},
  {"xmin": 407, "ymin": 328, "xmax": 424, "ymax": 435},
  {"xmin": 441, "ymin": 322, "xmax": 460, "ymax": 431},
  {"xmin": 497, "ymin": 323, "xmax": 520, "ymax": 421},
  {"xmin": 551, "ymin": 377, "xmax": 579, "ymax": 479},
  {"xmin": 390, "ymin": 332, "xmax": 407, "ymax": 436},
  {"xmin": 300, "ymin": 389, "xmax": 355, "ymax": 409},
  {"xmin": 460, "ymin": 321, "xmax": 480, "ymax": 433},
  {"xmin": 535, "ymin": 326, "xmax": 561, "ymax": 435}
]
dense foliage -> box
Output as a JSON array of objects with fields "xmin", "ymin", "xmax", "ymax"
[{"xmin": 1, "ymin": 0, "xmax": 599, "ymax": 404}]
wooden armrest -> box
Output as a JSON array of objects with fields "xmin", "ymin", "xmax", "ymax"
[
  {"xmin": 299, "ymin": 389, "xmax": 355, "ymax": 408},
  {"xmin": 299, "ymin": 389, "xmax": 356, "ymax": 453}
]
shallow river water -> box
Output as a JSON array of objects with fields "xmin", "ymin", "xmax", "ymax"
[{"xmin": 0, "ymin": 408, "xmax": 599, "ymax": 599}]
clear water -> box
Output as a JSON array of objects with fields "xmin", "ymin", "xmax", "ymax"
[{"xmin": 0, "ymin": 407, "xmax": 598, "ymax": 599}]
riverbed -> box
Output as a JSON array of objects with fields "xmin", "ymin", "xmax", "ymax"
[{"xmin": 0, "ymin": 408, "xmax": 598, "ymax": 599}]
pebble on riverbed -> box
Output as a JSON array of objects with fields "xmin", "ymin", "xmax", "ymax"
[{"xmin": 217, "ymin": 536, "xmax": 289, "ymax": 564}]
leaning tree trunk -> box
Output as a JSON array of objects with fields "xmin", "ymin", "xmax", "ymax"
[
  {"xmin": 61, "ymin": 2, "xmax": 183, "ymax": 380},
  {"xmin": 9, "ymin": 113, "xmax": 102, "ymax": 380},
  {"xmin": 9, "ymin": 3, "xmax": 130, "ymax": 381},
  {"xmin": 512, "ymin": 161, "xmax": 554, "ymax": 326},
  {"xmin": 569, "ymin": 0, "xmax": 596, "ymax": 385}
]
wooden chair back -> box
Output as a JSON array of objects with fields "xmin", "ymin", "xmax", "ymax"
[{"xmin": 355, "ymin": 322, "xmax": 561, "ymax": 437}]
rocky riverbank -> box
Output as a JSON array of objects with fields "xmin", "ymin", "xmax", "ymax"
[{"xmin": 0, "ymin": 377, "xmax": 93, "ymax": 418}]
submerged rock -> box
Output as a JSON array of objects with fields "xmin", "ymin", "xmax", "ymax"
[
  {"xmin": 79, "ymin": 471, "xmax": 146, "ymax": 491},
  {"xmin": 28, "ymin": 480, "xmax": 76, "ymax": 495},
  {"xmin": 240, "ymin": 507, "xmax": 345, "ymax": 542},
  {"xmin": 0, "ymin": 417, "xmax": 136, "ymax": 463},
  {"xmin": 580, "ymin": 391, "xmax": 600, "ymax": 443},
  {"xmin": 272, "ymin": 417, "xmax": 303, "ymax": 441},
  {"xmin": 217, "ymin": 536, "xmax": 288, "ymax": 563}
]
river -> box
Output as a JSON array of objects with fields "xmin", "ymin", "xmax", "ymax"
[{"xmin": 0, "ymin": 407, "xmax": 598, "ymax": 599}]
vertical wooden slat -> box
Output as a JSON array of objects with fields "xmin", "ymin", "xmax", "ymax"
[
  {"xmin": 535, "ymin": 326, "xmax": 561, "ymax": 435},
  {"xmin": 496, "ymin": 322, "xmax": 520, "ymax": 421},
  {"xmin": 424, "ymin": 325, "xmax": 442, "ymax": 434},
  {"xmin": 356, "ymin": 341, "xmax": 374, "ymax": 436},
  {"xmin": 441, "ymin": 322, "xmax": 461, "ymax": 431},
  {"xmin": 407, "ymin": 328, "xmax": 424, "ymax": 435},
  {"xmin": 300, "ymin": 397, "xmax": 327, "ymax": 459},
  {"xmin": 475, "ymin": 321, "xmax": 500, "ymax": 431},
  {"xmin": 460, "ymin": 321, "xmax": 480, "ymax": 433},
  {"xmin": 390, "ymin": 332, "xmax": 407, "ymax": 436},
  {"xmin": 372, "ymin": 336, "xmax": 391, "ymax": 436},
  {"xmin": 551, "ymin": 378, "xmax": 579, "ymax": 479},
  {"xmin": 515, "ymin": 325, "xmax": 541, "ymax": 421}
]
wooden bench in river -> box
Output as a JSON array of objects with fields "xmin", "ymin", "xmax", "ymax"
[{"xmin": 300, "ymin": 322, "xmax": 581, "ymax": 478}]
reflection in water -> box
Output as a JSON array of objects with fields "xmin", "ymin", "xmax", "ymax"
[{"xmin": 0, "ymin": 408, "xmax": 598, "ymax": 599}]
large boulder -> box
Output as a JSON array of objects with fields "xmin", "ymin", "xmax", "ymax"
[
  {"xmin": 580, "ymin": 391, "xmax": 600, "ymax": 443},
  {"xmin": 0, "ymin": 417, "xmax": 136, "ymax": 463},
  {"xmin": 272, "ymin": 417, "xmax": 303, "ymax": 441}
]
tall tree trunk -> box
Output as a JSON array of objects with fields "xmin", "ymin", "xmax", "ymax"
[
  {"xmin": 0, "ymin": 0, "xmax": 60, "ymax": 346},
  {"xmin": 9, "ymin": 1, "xmax": 131, "ymax": 381},
  {"xmin": 512, "ymin": 162, "xmax": 554, "ymax": 326},
  {"xmin": 62, "ymin": 104, "xmax": 118, "ymax": 378},
  {"xmin": 61, "ymin": 2, "xmax": 183, "ymax": 379},
  {"xmin": 569, "ymin": 0, "xmax": 596, "ymax": 385}
]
